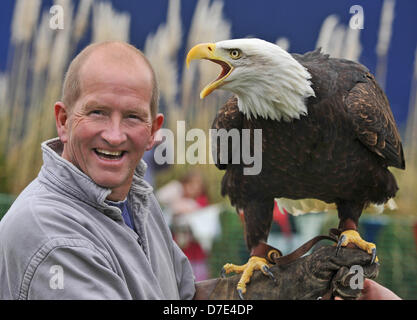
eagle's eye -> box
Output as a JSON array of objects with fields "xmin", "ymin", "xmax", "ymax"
[{"xmin": 229, "ymin": 49, "xmax": 242, "ymax": 60}]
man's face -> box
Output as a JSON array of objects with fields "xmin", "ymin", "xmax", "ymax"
[{"xmin": 57, "ymin": 50, "xmax": 162, "ymax": 199}]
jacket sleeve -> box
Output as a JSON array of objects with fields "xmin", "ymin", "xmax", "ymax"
[
  {"xmin": 171, "ymin": 240, "xmax": 196, "ymax": 300},
  {"xmin": 20, "ymin": 238, "xmax": 132, "ymax": 300},
  {"xmin": 147, "ymin": 193, "xmax": 196, "ymax": 300}
]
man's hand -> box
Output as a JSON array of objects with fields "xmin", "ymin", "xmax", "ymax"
[{"xmin": 335, "ymin": 278, "xmax": 401, "ymax": 300}]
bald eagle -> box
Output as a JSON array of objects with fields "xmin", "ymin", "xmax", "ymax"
[{"xmin": 186, "ymin": 38, "xmax": 405, "ymax": 298}]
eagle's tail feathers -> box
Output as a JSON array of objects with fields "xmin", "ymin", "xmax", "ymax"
[{"xmin": 275, "ymin": 197, "xmax": 398, "ymax": 216}]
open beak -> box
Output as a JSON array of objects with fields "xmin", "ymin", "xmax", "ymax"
[{"xmin": 186, "ymin": 43, "xmax": 233, "ymax": 99}]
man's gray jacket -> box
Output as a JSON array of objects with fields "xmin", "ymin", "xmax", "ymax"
[{"xmin": 0, "ymin": 138, "xmax": 196, "ymax": 299}]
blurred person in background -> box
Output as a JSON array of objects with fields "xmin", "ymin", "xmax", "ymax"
[{"xmin": 157, "ymin": 170, "xmax": 210, "ymax": 281}]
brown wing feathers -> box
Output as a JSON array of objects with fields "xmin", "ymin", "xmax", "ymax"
[{"xmin": 346, "ymin": 73, "xmax": 405, "ymax": 169}]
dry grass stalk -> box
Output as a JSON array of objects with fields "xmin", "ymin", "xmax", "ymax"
[
  {"xmin": 92, "ymin": 1, "xmax": 130, "ymax": 43},
  {"xmin": 0, "ymin": 74, "xmax": 8, "ymax": 123},
  {"xmin": 6, "ymin": 0, "xmax": 42, "ymax": 150},
  {"xmin": 315, "ymin": 14, "xmax": 339, "ymax": 53},
  {"xmin": 144, "ymin": 0, "xmax": 182, "ymax": 119},
  {"xmin": 343, "ymin": 24, "xmax": 362, "ymax": 62},
  {"xmin": 11, "ymin": 0, "xmax": 42, "ymax": 44},
  {"xmin": 375, "ymin": 0, "xmax": 396, "ymax": 90},
  {"xmin": 404, "ymin": 47, "xmax": 417, "ymax": 161},
  {"xmin": 395, "ymin": 46, "xmax": 417, "ymax": 215},
  {"xmin": 73, "ymin": 0, "xmax": 93, "ymax": 44},
  {"xmin": 315, "ymin": 14, "xmax": 361, "ymax": 61},
  {"xmin": 275, "ymin": 37, "xmax": 290, "ymax": 52}
]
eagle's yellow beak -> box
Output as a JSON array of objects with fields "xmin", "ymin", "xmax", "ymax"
[{"xmin": 186, "ymin": 43, "xmax": 233, "ymax": 99}]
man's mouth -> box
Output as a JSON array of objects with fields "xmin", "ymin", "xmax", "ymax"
[{"xmin": 94, "ymin": 148, "xmax": 126, "ymax": 160}]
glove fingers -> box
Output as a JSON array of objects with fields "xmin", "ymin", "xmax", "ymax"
[{"xmin": 331, "ymin": 262, "xmax": 379, "ymax": 299}]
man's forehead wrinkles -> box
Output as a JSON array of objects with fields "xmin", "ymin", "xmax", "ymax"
[{"xmin": 81, "ymin": 79, "xmax": 150, "ymax": 99}]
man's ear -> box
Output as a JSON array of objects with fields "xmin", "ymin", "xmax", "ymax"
[
  {"xmin": 146, "ymin": 113, "xmax": 164, "ymax": 151},
  {"xmin": 55, "ymin": 102, "xmax": 70, "ymax": 143}
]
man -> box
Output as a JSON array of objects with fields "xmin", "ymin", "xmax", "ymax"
[{"xmin": 0, "ymin": 41, "xmax": 196, "ymax": 299}]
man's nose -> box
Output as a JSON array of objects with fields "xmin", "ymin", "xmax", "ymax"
[{"xmin": 101, "ymin": 119, "xmax": 127, "ymax": 146}]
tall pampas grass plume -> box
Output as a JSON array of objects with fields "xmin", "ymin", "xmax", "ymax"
[
  {"xmin": 375, "ymin": 0, "xmax": 396, "ymax": 90},
  {"xmin": 315, "ymin": 14, "xmax": 339, "ymax": 53},
  {"xmin": 73, "ymin": 0, "xmax": 93, "ymax": 44},
  {"xmin": 92, "ymin": 1, "xmax": 130, "ymax": 43},
  {"xmin": 275, "ymin": 37, "xmax": 290, "ymax": 52},
  {"xmin": 144, "ymin": 0, "xmax": 182, "ymax": 116},
  {"xmin": 33, "ymin": 12, "xmax": 54, "ymax": 75},
  {"xmin": 11, "ymin": 0, "xmax": 42, "ymax": 44},
  {"xmin": 0, "ymin": 74, "xmax": 8, "ymax": 116},
  {"xmin": 48, "ymin": 0, "xmax": 74, "ymax": 81}
]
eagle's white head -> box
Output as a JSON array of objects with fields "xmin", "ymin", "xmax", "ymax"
[{"xmin": 186, "ymin": 38, "xmax": 315, "ymax": 121}]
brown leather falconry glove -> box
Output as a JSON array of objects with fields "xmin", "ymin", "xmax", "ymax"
[{"xmin": 194, "ymin": 245, "xmax": 379, "ymax": 300}]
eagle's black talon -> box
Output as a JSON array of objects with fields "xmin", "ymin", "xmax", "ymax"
[
  {"xmin": 336, "ymin": 235, "xmax": 346, "ymax": 256},
  {"xmin": 237, "ymin": 289, "xmax": 244, "ymax": 300},
  {"xmin": 370, "ymin": 247, "xmax": 377, "ymax": 264},
  {"xmin": 262, "ymin": 265, "xmax": 276, "ymax": 283},
  {"xmin": 220, "ymin": 267, "xmax": 226, "ymax": 278}
]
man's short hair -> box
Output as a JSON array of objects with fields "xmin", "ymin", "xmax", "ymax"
[{"xmin": 61, "ymin": 41, "xmax": 159, "ymax": 118}]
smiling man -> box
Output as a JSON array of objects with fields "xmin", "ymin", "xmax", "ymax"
[
  {"xmin": 57, "ymin": 42, "xmax": 160, "ymax": 202},
  {"xmin": 0, "ymin": 42, "xmax": 196, "ymax": 299}
]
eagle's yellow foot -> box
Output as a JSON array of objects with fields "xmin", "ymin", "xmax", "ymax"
[
  {"xmin": 336, "ymin": 230, "xmax": 378, "ymax": 264},
  {"xmin": 221, "ymin": 256, "xmax": 276, "ymax": 300}
]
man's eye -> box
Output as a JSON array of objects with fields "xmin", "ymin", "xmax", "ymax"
[
  {"xmin": 90, "ymin": 110, "xmax": 104, "ymax": 115},
  {"xmin": 128, "ymin": 114, "xmax": 140, "ymax": 120}
]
